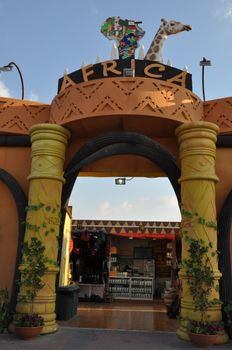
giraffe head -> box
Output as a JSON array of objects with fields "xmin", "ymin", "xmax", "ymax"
[{"xmin": 160, "ymin": 18, "xmax": 192, "ymax": 36}]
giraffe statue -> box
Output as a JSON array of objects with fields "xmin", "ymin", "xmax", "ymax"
[{"xmin": 144, "ymin": 18, "xmax": 192, "ymax": 63}]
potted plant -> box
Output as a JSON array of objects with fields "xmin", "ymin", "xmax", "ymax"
[
  {"xmin": 181, "ymin": 210, "xmax": 223, "ymax": 347},
  {"xmin": 15, "ymin": 313, "xmax": 44, "ymax": 340},
  {"xmin": 188, "ymin": 320, "xmax": 223, "ymax": 347},
  {"xmin": 15, "ymin": 236, "xmax": 48, "ymax": 340}
]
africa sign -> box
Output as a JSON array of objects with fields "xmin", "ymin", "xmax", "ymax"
[{"xmin": 58, "ymin": 59, "xmax": 192, "ymax": 92}]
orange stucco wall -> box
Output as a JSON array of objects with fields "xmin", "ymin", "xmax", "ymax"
[
  {"xmin": 0, "ymin": 147, "xmax": 31, "ymax": 194},
  {"xmin": 0, "ymin": 182, "xmax": 18, "ymax": 293},
  {"xmin": 0, "ymin": 147, "xmax": 31, "ymax": 296}
]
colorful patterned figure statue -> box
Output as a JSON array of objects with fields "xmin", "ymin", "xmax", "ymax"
[
  {"xmin": 144, "ymin": 18, "xmax": 192, "ymax": 63},
  {"xmin": 101, "ymin": 16, "xmax": 145, "ymax": 60}
]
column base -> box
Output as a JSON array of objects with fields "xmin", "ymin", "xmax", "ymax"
[
  {"xmin": 177, "ymin": 325, "xmax": 190, "ymax": 341},
  {"xmin": 41, "ymin": 321, "xmax": 58, "ymax": 334}
]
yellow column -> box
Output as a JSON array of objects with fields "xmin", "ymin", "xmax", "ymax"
[
  {"xmin": 16, "ymin": 124, "xmax": 70, "ymax": 334},
  {"xmin": 175, "ymin": 121, "xmax": 228, "ymax": 344}
]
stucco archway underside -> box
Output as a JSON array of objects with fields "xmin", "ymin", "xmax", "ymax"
[{"xmin": 62, "ymin": 131, "xmax": 181, "ymax": 207}]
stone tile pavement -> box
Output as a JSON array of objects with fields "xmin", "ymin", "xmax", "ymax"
[{"xmin": 0, "ymin": 328, "xmax": 231, "ymax": 350}]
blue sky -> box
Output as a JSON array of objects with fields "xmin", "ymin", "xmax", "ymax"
[{"xmin": 0, "ymin": 0, "xmax": 231, "ymax": 221}]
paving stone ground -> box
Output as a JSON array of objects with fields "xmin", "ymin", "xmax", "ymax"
[{"xmin": 0, "ymin": 328, "xmax": 231, "ymax": 350}]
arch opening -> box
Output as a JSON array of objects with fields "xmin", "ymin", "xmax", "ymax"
[{"xmin": 57, "ymin": 131, "xmax": 182, "ymax": 332}]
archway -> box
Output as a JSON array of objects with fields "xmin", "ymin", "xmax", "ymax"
[
  {"xmin": 58, "ymin": 130, "xmax": 181, "ymax": 331},
  {"xmin": 60, "ymin": 130, "xmax": 181, "ymax": 278}
]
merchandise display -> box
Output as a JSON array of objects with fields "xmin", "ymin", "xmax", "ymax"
[{"xmin": 109, "ymin": 276, "xmax": 153, "ymax": 300}]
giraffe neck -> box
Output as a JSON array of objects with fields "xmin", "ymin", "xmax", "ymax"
[{"xmin": 144, "ymin": 29, "xmax": 167, "ymax": 62}]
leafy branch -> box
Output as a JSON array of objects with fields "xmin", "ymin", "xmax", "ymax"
[
  {"xmin": 181, "ymin": 208, "xmax": 221, "ymax": 324},
  {"xmin": 19, "ymin": 237, "xmax": 48, "ymax": 310},
  {"xmin": 24, "ymin": 202, "xmax": 61, "ymax": 238}
]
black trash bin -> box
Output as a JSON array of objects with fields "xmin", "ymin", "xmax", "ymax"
[{"xmin": 56, "ymin": 284, "xmax": 80, "ymax": 320}]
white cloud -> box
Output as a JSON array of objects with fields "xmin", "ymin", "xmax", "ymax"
[
  {"xmin": 0, "ymin": 79, "xmax": 11, "ymax": 97},
  {"xmin": 98, "ymin": 201, "xmax": 132, "ymax": 216},
  {"xmin": 225, "ymin": 7, "xmax": 232, "ymax": 17},
  {"xmin": 133, "ymin": 195, "xmax": 178, "ymax": 208},
  {"xmin": 121, "ymin": 201, "xmax": 133, "ymax": 211},
  {"xmin": 94, "ymin": 195, "xmax": 180, "ymax": 221},
  {"xmin": 98, "ymin": 201, "xmax": 111, "ymax": 212},
  {"xmin": 157, "ymin": 196, "xmax": 178, "ymax": 208},
  {"xmin": 28, "ymin": 92, "xmax": 39, "ymax": 101},
  {"xmin": 214, "ymin": 0, "xmax": 232, "ymax": 19}
]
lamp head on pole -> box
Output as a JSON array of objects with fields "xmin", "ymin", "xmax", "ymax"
[
  {"xmin": 0, "ymin": 62, "xmax": 24, "ymax": 99},
  {"xmin": 115, "ymin": 177, "xmax": 134, "ymax": 185},
  {"xmin": 200, "ymin": 57, "xmax": 212, "ymax": 67},
  {"xmin": 115, "ymin": 177, "xmax": 126, "ymax": 185},
  {"xmin": 0, "ymin": 64, "xmax": 13, "ymax": 72}
]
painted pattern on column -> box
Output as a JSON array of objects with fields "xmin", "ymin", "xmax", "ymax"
[
  {"xmin": 16, "ymin": 124, "xmax": 70, "ymax": 334},
  {"xmin": 175, "ymin": 121, "xmax": 229, "ymax": 344}
]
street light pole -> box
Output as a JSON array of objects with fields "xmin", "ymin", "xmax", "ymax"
[
  {"xmin": 199, "ymin": 57, "xmax": 211, "ymax": 101},
  {"xmin": 202, "ymin": 63, "xmax": 206, "ymax": 102},
  {"xmin": 0, "ymin": 62, "xmax": 24, "ymax": 100}
]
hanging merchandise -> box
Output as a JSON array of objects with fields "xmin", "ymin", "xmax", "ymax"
[
  {"xmin": 80, "ymin": 230, "xmax": 90, "ymax": 242},
  {"xmin": 71, "ymin": 229, "xmax": 107, "ymax": 286}
]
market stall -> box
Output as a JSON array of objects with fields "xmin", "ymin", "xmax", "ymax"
[{"xmin": 70, "ymin": 229, "xmax": 108, "ymax": 301}]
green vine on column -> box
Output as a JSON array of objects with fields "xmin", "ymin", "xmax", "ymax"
[
  {"xmin": 180, "ymin": 207, "xmax": 223, "ymax": 334},
  {"xmin": 19, "ymin": 237, "xmax": 48, "ymax": 306},
  {"xmin": 16, "ymin": 201, "xmax": 63, "ymax": 326},
  {"xmin": 23, "ymin": 202, "xmax": 61, "ymax": 266},
  {"xmin": 16, "ymin": 237, "xmax": 47, "ymax": 327},
  {"xmin": 181, "ymin": 209, "xmax": 217, "ymax": 230}
]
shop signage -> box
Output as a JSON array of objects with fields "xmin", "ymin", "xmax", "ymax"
[
  {"xmin": 58, "ymin": 59, "xmax": 192, "ymax": 92},
  {"xmin": 109, "ymin": 232, "xmax": 175, "ymax": 240}
]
